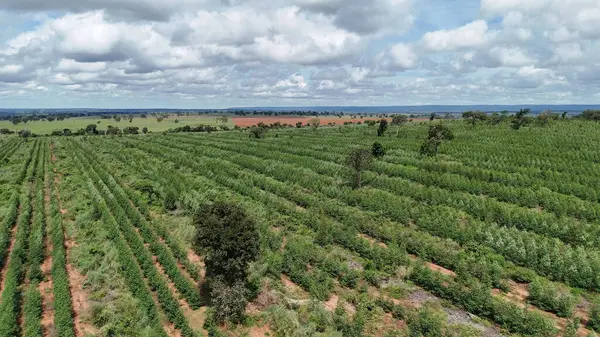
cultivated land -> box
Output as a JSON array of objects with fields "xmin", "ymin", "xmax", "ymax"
[
  {"xmin": 0, "ymin": 120, "xmax": 599, "ymax": 337},
  {"xmin": 0, "ymin": 115, "xmax": 231, "ymax": 134}
]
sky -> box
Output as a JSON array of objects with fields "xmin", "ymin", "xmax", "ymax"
[{"xmin": 1, "ymin": 0, "xmax": 600, "ymax": 108}]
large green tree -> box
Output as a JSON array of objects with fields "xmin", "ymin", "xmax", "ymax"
[
  {"xmin": 419, "ymin": 124, "xmax": 454, "ymax": 156},
  {"xmin": 193, "ymin": 201, "xmax": 260, "ymax": 323},
  {"xmin": 193, "ymin": 201, "xmax": 259, "ymax": 285},
  {"xmin": 346, "ymin": 148, "xmax": 373, "ymax": 189}
]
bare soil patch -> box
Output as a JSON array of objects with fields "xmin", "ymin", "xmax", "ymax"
[
  {"xmin": 232, "ymin": 116, "xmax": 392, "ymax": 127},
  {"xmin": 324, "ymin": 294, "xmax": 339, "ymax": 312},
  {"xmin": 249, "ymin": 325, "xmax": 274, "ymax": 337},
  {"xmin": 358, "ymin": 233, "xmax": 388, "ymax": 248}
]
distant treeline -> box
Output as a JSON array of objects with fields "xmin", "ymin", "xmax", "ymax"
[{"xmin": 0, "ymin": 109, "xmax": 442, "ymax": 125}]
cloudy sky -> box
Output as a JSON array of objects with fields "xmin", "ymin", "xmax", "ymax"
[{"xmin": 1, "ymin": 0, "xmax": 600, "ymax": 108}]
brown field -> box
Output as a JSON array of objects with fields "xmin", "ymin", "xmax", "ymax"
[{"xmin": 231, "ymin": 116, "xmax": 391, "ymax": 127}]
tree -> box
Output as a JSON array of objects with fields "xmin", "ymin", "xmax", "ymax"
[
  {"xmin": 18, "ymin": 129, "xmax": 32, "ymax": 140},
  {"xmin": 371, "ymin": 142, "xmax": 385, "ymax": 158},
  {"xmin": 462, "ymin": 111, "xmax": 488, "ymax": 126},
  {"xmin": 419, "ymin": 124, "xmax": 454, "ymax": 156},
  {"xmin": 295, "ymin": 122, "xmax": 303, "ymax": 128},
  {"xmin": 588, "ymin": 302, "xmax": 600, "ymax": 332},
  {"xmin": 249, "ymin": 126, "xmax": 267, "ymax": 138},
  {"xmin": 377, "ymin": 119, "xmax": 388, "ymax": 137},
  {"xmin": 86, "ymin": 124, "xmax": 98, "ymax": 134},
  {"xmin": 346, "ymin": 149, "xmax": 373, "ymax": 189},
  {"xmin": 511, "ymin": 108, "xmax": 531, "ymax": 130},
  {"xmin": 193, "ymin": 201, "xmax": 259, "ymax": 286},
  {"xmin": 536, "ymin": 110, "xmax": 559, "ymax": 126},
  {"xmin": 209, "ymin": 280, "xmax": 249, "ymax": 324},
  {"xmin": 429, "ymin": 113, "xmax": 437, "ymax": 121},
  {"xmin": 308, "ymin": 118, "xmax": 321, "ymax": 130},
  {"xmin": 391, "ymin": 115, "xmax": 408, "ymax": 126}
]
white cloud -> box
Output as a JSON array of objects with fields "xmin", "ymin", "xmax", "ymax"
[
  {"xmin": 0, "ymin": 64, "xmax": 23, "ymax": 74},
  {"xmin": 422, "ymin": 20, "xmax": 491, "ymax": 52},
  {"xmin": 389, "ymin": 43, "xmax": 417, "ymax": 69},
  {"xmin": 489, "ymin": 46, "xmax": 535, "ymax": 67}
]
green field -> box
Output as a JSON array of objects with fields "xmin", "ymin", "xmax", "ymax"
[
  {"xmin": 0, "ymin": 120, "xmax": 599, "ymax": 336},
  {"xmin": 0, "ymin": 114, "xmax": 231, "ymax": 134}
]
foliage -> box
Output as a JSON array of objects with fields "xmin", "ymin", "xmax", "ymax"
[
  {"xmin": 462, "ymin": 111, "xmax": 488, "ymax": 126},
  {"xmin": 528, "ymin": 278, "xmax": 575, "ymax": 317},
  {"xmin": 345, "ymin": 148, "xmax": 373, "ymax": 189},
  {"xmin": 209, "ymin": 280, "xmax": 249, "ymax": 324},
  {"xmin": 193, "ymin": 201, "xmax": 260, "ymax": 286},
  {"xmin": 420, "ymin": 124, "xmax": 454, "ymax": 156},
  {"xmin": 408, "ymin": 305, "xmax": 446, "ymax": 337},
  {"xmin": 580, "ymin": 109, "xmax": 600, "ymax": 121},
  {"xmin": 511, "ymin": 108, "xmax": 531, "ymax": 130},
  {"xmin": 371, "ymin": 142, "xmax": 386, "ymax": 159},
  {"xmin": 391, "ymin": 115, "xmax": 408, "ymax": 126},
  {"xmin": 250, "ymin": 126, "xmax": 268, "ymax": 138},
  {"xmin": 377, "ymin": 119, "xmax": 389, "ymax": 137}
]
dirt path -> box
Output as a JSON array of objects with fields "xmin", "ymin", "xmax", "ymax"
[
  {"xmin": 186, "ymin": 249, "xmax": 206, "ymax": 282},
  {"xmin": 152, "ymin": 255, "xmax": 206, "ymax": 336}
]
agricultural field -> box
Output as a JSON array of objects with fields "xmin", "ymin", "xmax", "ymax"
[
  {"xmin": 0, "ymin": 115, "xmax": 231, "ymax": 134},
  {"xmin": 0, "ymin": 120, "xmax": 600, "ymax": 337}
]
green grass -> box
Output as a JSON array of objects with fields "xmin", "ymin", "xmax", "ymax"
[{"xmin": 0, "ymin": 115, "xmax": 232, "ymax": 134}]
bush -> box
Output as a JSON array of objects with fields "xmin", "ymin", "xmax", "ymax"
[
  {"xmin": 528, "ymin": 278, "xmax": 575, "ymax": 317},
  {"xmin": 371, "ymin": 142, "xmax": 386, "ymax": 159},
  {"xmin": 210, "ymin": 280, "xmax": 249, "ymax": 324}
]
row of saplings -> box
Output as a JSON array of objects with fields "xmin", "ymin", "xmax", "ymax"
[{"xmin": 190, "ymin": 200, "xmax": 600, "ymax": 337}]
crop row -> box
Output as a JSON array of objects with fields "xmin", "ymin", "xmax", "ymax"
[
  {"xmin": 71, "ymin": 141, "xmax": 201, "ymax": 308},
  {"xmin": 88, "ymin": 136, "xmax": 544, "ymax": 334},
  {"xmin": 66, "ymin": 140, "xmax": 196, "ymax": 336},
  {"xmin": 0, "ymin": 139, "xmax": 21, "ymax": 165},
  {"xmin": 47, "ymin": 146, "xmax": 76, "ymax": 337},
  {"xmin": 0, "ymin": 140, "xmax": 41, "ymax": 336},
  {"xmin": 78, "ymin": 139, "xmax": 201, "ymax": 283},
  {"xmin": 287, "ymin": 124, "xmax": 600, "ymax": 199},
  {"xmin": 23, "ymin": 139, "xmax": 48, "ymax": 337},
  {"xmin": 168, "ymin": 135, "xmax": 600, "ymax": 291},
  {"xmin": 113, "ymin": 135, "xmax": 556, "ymax": 330},
  {"xmin": 203, "ymin": 133, "xmax": 600, "ymax": 248},
  {"xmin": 116, "ymin": 135, "xmax": 564, "ymax": 331}
]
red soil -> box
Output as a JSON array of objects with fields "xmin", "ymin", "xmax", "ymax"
[
  {"xmin": 358, "ymin": 233, "xmax": 388, "ymax": 248},
  {"xmin": 324, "ymin": 294, "xmax": 339, "ymax": 312},
  {"xmin": 408, "ymin": 254, "xmax": 456, "ymax": 277},
  {"xmin": 248, "ymin": 325, "xmax": 273, "ymax": 337},
  {"xmin": 152, "ymin": 255, "xmax": 206, "ymax": 336}
]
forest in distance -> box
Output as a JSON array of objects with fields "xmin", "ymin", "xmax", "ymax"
[{"xmin": 2, "ymin": 110, "xmax": 600, "ymax": 337}]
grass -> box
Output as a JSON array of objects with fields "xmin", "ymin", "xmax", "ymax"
[{"xmin": 0, "ymin": 115, "xmax": 232, "ymax": 134}]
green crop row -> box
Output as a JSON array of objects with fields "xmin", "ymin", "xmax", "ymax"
[
  {"xmin": 166, "ymin": 135, "xmax": 600, "ymax": 292},
  {"xmin": 47, "ymin": 152, "xmax": 76, "ymax": 337},
  {"xmin": 0, "ymin": 140, "xmax": 40, "ymax": 337},
  {"xmin": 68, "ymin": 141, "xmax": 196, "ymax": 336},
  {"xmin": 71, "ymin": 141, "xmax": 202, "ymax": 309}
]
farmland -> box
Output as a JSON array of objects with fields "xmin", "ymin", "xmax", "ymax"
[
  {"xmin": 0, "ymin": 115, "xmax": 231, "ymax": 134},
  {"xmin": 0, "ymin": 119, "xmax": 599, "ymax": 337}
]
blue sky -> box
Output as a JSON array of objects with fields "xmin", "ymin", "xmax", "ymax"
[{"xmin": 1, "ymin": 0, "xmax": 600, "ymax": 108}]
